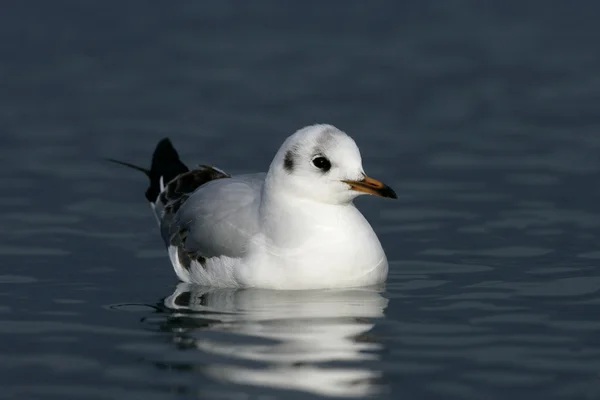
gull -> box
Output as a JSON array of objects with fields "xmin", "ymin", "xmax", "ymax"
[{"xmin": 109, "ymin": 124, "xmax": 396, "ymax": 290}]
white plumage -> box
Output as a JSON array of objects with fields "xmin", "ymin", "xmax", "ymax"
[{"xmin": 112, "ymin": 124, "xmax": 396, "ymax": 290}]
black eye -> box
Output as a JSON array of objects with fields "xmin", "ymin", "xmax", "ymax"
[{"xmin": 312, "ymin": 156, "xmax": 331, "ymax": 172}]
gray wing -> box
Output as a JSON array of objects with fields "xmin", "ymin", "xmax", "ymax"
[{"xmin": 159, "ymin": 171, "xmax": 265, "ymax": 259}]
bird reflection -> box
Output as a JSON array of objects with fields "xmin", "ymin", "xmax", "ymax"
[{"xmin": 156, "ymin": 283, "xmax": 389, "ymax": 397}]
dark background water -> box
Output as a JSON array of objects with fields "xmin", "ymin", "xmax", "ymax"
[{"xmin": 2, "ymin": 1, "xmax": 600, "ymax": 399}]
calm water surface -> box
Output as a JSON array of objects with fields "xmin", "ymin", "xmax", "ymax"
[{"xmin": 1, "ymin": 1, "xmax": 600, "ymax": 399}]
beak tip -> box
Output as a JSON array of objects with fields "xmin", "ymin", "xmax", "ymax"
[{"xmin": 382, "ymin": 187, "xmax": 398, "ymax": 199}]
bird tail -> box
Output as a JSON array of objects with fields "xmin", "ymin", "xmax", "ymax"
[{"xmin": 106, "ymin": 138, "xmax": 189, "ymax": 204}]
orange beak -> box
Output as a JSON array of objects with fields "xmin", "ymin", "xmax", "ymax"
[{"xmin": 343, "ymin": 175, "xmax": 397, "ymax": 199}]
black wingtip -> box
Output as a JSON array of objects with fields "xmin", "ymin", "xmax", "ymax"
[
  {"xmin": 151, "ymin": 138, "xmax": 179, "ymax": 168},
  {"xmin": 106, "ymin": 137, "xmax": 189, "ymax": 204},
  {"xmin": 146, "ymin": 137, "xmax": 189, "ymax": 203}
]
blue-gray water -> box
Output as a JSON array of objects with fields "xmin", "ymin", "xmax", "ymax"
[{"xmin": 2, "ymin": 1, "xmax": 600, "ymax": 399}]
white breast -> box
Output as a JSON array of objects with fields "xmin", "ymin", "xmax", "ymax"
[{"xmin": 235, "ymin": 201, "xmax": 388, "ymax": 290}]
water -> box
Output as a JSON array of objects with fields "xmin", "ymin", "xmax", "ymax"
[{"xmin": 1, "ymin": 1, "xmax": 600, "ymax": 398}]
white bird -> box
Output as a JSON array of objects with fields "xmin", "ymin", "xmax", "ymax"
[{"xmin": 109, "ymin": 124, "xmax": 396, "ymax": 290}]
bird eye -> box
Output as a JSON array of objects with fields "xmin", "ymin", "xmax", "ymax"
[{"xmin": 312, "ymin": 156, "xmax": 331, "ymax": 172}]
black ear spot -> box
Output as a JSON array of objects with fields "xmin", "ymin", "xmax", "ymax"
[{"xmin": 284, "ymin": 150, "xmax": 294, "ymax": 172}]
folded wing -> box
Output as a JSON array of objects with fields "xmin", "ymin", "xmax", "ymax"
[{"xmin": 157, "ymin": 171, "xmax": 265, "ymax": 260}]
